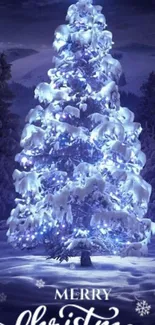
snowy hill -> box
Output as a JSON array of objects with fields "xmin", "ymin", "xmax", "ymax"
[
  {"xmin": 0, "ymin": 224, "xmax": 155, "ymax": 324},
  {"xmin": 11, "ymin": 48, "xmax": 53, "ymax": 87},
  {"xmin": 10, "ymin": 44, "xmax": 155, "ymax": 94},
  {"xmin": 4, "ymin": 48, "xmax": 38, "ymax": 63}
]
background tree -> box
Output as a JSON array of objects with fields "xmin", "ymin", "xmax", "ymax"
[
  {"xmin": 139, "ymin": 71, "xmax": 155, "ymax": 134},
  {"xmin": 7, "ymin": 0, "xmax": 154, "ymax": 266},
  {"xmin": 141, "ymin": 132, "xmax": 155, "ymax": 220},
  {"xmin": 0, "ymin": 53, "xmax": 19, "ymax": 220}
]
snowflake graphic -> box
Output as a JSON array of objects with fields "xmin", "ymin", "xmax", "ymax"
[
  {"xmin": 70, "ymin": 263, "xmax": 76, "ymax": 270},
  {"xmin": 73, "ymin": 290, "xmax": 80, "ymax": 298},
  {"xmin": 36, "ymin": 279, "xmax": 45, "ymax": 289},
  {"xmin": 135, "ymin": 300, "xmax": 151, "ymax": 317},
  {"xmin": 0, "ymin": 293, "xmax": 7, "ymax": 303}
]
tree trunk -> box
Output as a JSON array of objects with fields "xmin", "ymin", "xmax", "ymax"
[{"xmin": 80, "ymin": 250, "xmax": 92, "ymax": 267}]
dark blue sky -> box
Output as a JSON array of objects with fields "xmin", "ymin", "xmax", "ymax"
[{"xmin": 2, "ymin": 0, "xmax": 155, "ymax": 7}]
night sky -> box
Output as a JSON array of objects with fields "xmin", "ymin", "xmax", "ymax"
[
  {"xmin": 1, "ymin": 0, "xmax": 155, "ymax": 8},
  {"xmin": 0, "ymin": 0, "xmax": 154, "ymax": 47}
]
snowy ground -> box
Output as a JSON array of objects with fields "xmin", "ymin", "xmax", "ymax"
[{"xmin": 0, "ymin": 226, "xmax": 155, "ymax": 324}]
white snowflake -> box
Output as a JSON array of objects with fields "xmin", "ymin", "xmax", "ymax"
[
  {"xmin": 0, "ymin": 293, "xmax": 7, "ymax": 303},
  {"xmin": 73, "ymin": 290, "xmax": 80, "ymax": 298},
  {"xmin": 70, "ymin": 263, "xmax": 76, "ymax": 270},
  {"xmin": 36, "ymin": 279, "xmax": 45, "ymax": 289},
  {"xmin": 135, "ymin": 300, "xmax": 151, "ymax": 317}
]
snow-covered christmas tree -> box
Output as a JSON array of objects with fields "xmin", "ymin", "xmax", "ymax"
[{"xmin": 7, "ymin": 0, "xmax": 154, "ymax": 265}]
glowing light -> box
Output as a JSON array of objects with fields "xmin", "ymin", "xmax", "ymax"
[
  {"xmin": 26, "ymin": 150, "xmax": 32, "ymax": 156},
  {"xmin": 55, "ymin": 113, "xmax": 61, "ymax": 120},
  {"xmin": 21, "ymin": 157, "xmax": 28, "ymax": 165},
  {"xmin": 49, "ymin": 223, "xmax": 53, "ymax": 227},
  {"xmin": 100, "ymin": 228, "xmax": 107, "ymax": 235}
]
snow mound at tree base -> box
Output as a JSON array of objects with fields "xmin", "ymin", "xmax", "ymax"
[{"xmin": 0, "ymin": 255, "xmax": 155, "ymax": 306}]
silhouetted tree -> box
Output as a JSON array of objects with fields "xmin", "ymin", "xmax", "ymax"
[
  {"xmin": 120, "ymin": 90, "xmax": 140, "ymax": 121},
  {"xmin": 139, "ymin": 72, "xmax": 155, "ymax": 134},
  {"xmin": 0, "ymin": 53, "xmax": 20, "ymax": 220}
]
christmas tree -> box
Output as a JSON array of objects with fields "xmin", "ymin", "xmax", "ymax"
[{"xmin": 7, "ymin": 0, "xmax": 154, "ymax": 265}]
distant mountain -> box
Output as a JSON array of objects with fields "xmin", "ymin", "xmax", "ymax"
[{"xmin": 22, "ymin": 0, "xmax": 63, "ymax": 7}]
